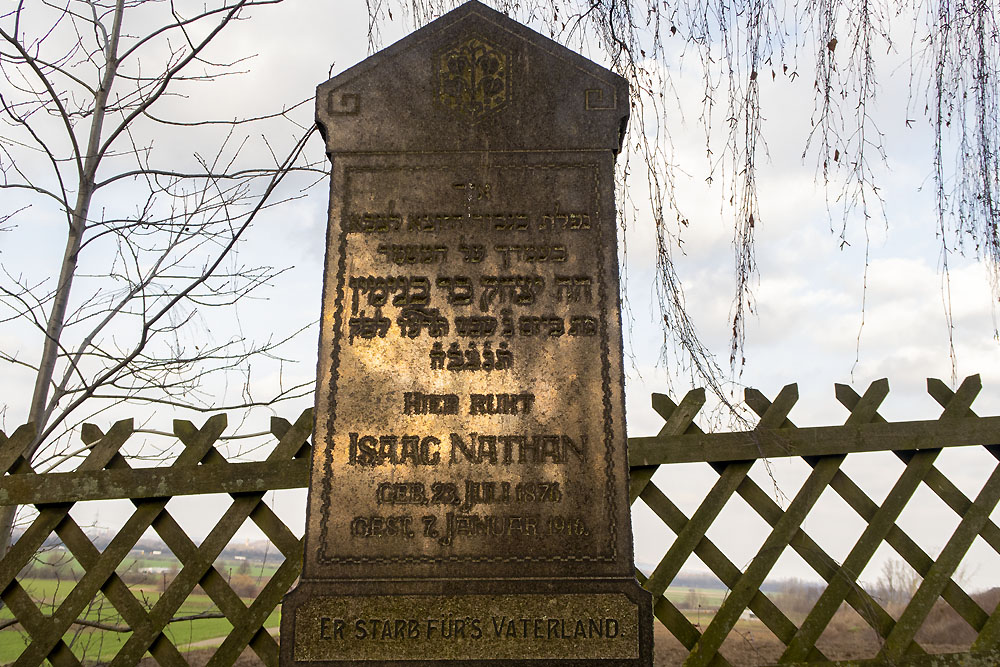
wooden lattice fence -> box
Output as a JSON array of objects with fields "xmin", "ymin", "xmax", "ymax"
[
  {"xmin": 0, "ymin": 375, "xmax": 998, "ymax": 665},
  {"xmin": 629, "ymin": 375, "xmax": 1000, "ymax": 666},
  {"xmin": 0, "ymin": 411, "xmax": 313, "ymax": 667}
]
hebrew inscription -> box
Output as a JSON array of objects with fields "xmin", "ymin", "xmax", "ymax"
[{"xmin": 312, "ymin": 159, "xmax": 617, "ymax": 570}]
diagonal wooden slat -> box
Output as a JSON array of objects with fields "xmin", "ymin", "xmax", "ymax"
[
  {"xmin": 636, "ymin": 567, "xmax": 706, "ymax": 648},
  {"xmin": 634, "ymin": 491, "xmax": 737, "ymax": 667},
  {"xmin": 15, "ymin": 418, "xmax": 230, "ymax": 667},
  {"xmin": 53, "ymin": 518, "xmax": 189, "ymax": 667},
  {"xmin": 109, "ymin": 517, "xmax": 241, "ymax": 664},
  {"xmin": 112, "ymin": 485, "xmax": 262, "ymax": 660},
  {"xmin": 919, "ymin": 467, "xmax": 1000, "ymax": 552},
  {"xmin": 0, "ymin": 501, "xmax": 146, "ymax": 666},
  {"xmin": 742, "ymin": 387, "xmax": 903, "ymax": 640},
  {"xmin": 733, "ymin": 384, "xmax": 913, "ymax": 656},
  {"xmin": 0, "ymin": 420, "xmax": 134, "ymax": 594},
  {"xmin": 844, "ymin": 378, "xmax": 890, "ymax": 426},
  {"xmin": 934, "ymin": 375, "xmax": 983, "ymax": 420},
  {"xmin": 926, "ymin": 376, "xmax": 1000, "ymax": 463},
  {"xmin": 923, "ymin": 377, "xmax": 1000, "ymax": 650},
  {"xmin": 743, "ymin": 385, "xmax": 937, "ymax": 662},
  {"xmin": 112, "ymin": 410, "xmax": 313, "ymax": 667},
  {"xmin": 2, "ymin": 580, "xmax": 81, "ymax": 667},
  {"xmin": 44, "ymin": 415, "xmax": 257, "ymax": 667},
  {"xmin": 848, "ymin": 375, "xmax": 996, "ymax": 656},
  {"xmin": 628, "ymin": 389, "xmax": 705, "ymax": 504},
  {"xmin": 15, "ymin": 505, "xmax": 186, "ymax": 667},
  {"xmin": 248, "ymin": 502, "xmax": 300, "ymax": 558},
  {"xmin": 630, "ymin": 390, "xmax": 706, "ymax": 504},
  {"xmin": 639, "ymin": 480, "xmax": 811, "ymax": 661},
  {"xmin": 199, "ymin": 413, "xmax": 311, "ymax": 559},
  {"xmin": 835, "ymin": 381, "xmax": 995, "ymax": 634},
  {"xmin": 642, "ymin": 461, "xmax": 753, "ymax": 599},
  {"xmin": 21, "ymin": 415, "xmax": 232, "ymax": 665},
  {"xmin": 689, "ymin": 452, "xmax": 846, "ymax": 667},
  {"xmin": 635, "ymin": 390, "xmax": 811, "ymax": 657},
  {"xmin": 207, "ymin": 540, "xmax": 303, "ymax": 667},
  {"xmin": 170, "ymin": 417, "xmax": 289, "ymax": 664},
  {"xmin": 635, "ymin": 569, "xmax": 733, "ymax": 667},
  {"xmin": 756, "ymin": 389, "xmax": 923, "ymax": 650},
  {"xmin": 655, "ymin": 389, "xmax": 707, "ymax": 437},
  {"xmin": 0, "ymin": 423, "xmax": 36, "ymax": 475},
  {"xmin": 203, "ymin": 411, "xmax": 313, "ymax": 666},
  {"xmin": 880, "ymin": 460, "xmax": 1000, "ymax": 659},
  {"xmin": 971, "ymin": 595, "xmax": 1000, "ymax": 652},
  {"xmin": 269, "ymin": 414, "xmax": 314, "ymax": 460},
  {"xmin": 727, "ymin": 460, "xmax": 902, "ymax": 652},
  {"xmin": 780, "ymin": 447, "xmax": 939, "ymax": 662},
  {"xmin": 828, "ymin": 461, "xmax": 990, "ymax": 632},
  {"xmin": 757, "ymin": 384, "xmax": 800, "ymax": 429},
  {"xmin": 3, "ymin": 421, "xmax": 135, "ymax": 667},
  {"xmin": 629, "ymin": 465, "xmax": 658, "ymax": 504},
  {"xmin": 670, "ymin": 384, "xmax": 799, "ymax": 601}
]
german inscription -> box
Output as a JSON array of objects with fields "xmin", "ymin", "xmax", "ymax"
[{"xmin": 294, "ymin": 594, "xmax": 638, "ymax": 661}]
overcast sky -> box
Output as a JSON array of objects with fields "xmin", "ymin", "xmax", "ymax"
[{"xmin": 4, "ymin": 0, "xmax": 999, "ymax": 591}]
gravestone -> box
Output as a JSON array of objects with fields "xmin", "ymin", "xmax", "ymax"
[{"xmin": 280, "ymin": 2, "xmax": 653, "ymax": 664}]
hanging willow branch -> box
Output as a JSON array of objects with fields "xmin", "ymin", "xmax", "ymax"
[{"xmin": 367, "ymin": 0, "xmax": 998, "ymax": 397}]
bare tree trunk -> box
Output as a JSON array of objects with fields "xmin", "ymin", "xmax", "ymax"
[
  {"xmin": 1, "ymin": 0, "xmax": 125, "ymax": 559},
  {"xmin": 27, "ymin": 0, "xmax": 122, "ymax": 444},
  {"xmin": 0, "ymin": 0, "xmax": 321, "ymax": 563}
]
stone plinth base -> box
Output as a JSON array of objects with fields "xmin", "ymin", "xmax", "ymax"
[{"xmin": 279, "ymin": 578, "xmax": 652, "ymax": 666}]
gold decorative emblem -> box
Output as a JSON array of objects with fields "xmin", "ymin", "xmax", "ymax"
[{"xmin": 438, "ymin": 35, "xmax": 509, "ymax": 120}]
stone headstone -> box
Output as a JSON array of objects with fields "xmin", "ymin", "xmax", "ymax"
[{"xmin": 280, "ymin": 2, "xmax": 653, "ymax": 664}]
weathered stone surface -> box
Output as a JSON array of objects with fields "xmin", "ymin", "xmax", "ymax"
[
  {"xmin": 281, "ymin": 2, "xmax": 652, "ymax": 664},
  {"xmin": 294, "ymin": 594, "xmax": 638, "ymax": 661}
]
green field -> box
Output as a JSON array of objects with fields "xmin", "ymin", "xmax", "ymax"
[
  {"xmin": 22, "ymin": 550, "xmax": 282, "ymax": 579},
  {"xmin": 0, "ymin": 574, "xmax": 280, "ymax": 664},
  {"xmin": 662, "ymin": 586, "xmax": 731, "ymax": 608}
]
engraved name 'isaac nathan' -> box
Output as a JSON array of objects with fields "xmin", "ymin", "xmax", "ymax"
[{"xmin": 347, "ymin": 432, "xmax": 587, "ymax": 466}]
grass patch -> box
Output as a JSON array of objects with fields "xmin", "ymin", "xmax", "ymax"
[{"xmin": 0, "ymin": 578, "xmax": 279, "ymax": 663}]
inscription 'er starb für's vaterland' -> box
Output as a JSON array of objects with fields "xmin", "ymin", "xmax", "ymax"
[{"xmin": 279, "ymin": 2, "xmax": 654, "ymax": 665}]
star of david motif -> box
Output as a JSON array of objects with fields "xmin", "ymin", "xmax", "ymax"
[{"xmin": 438, "ymin": 35, "xmax": 510, "ymax": 120}]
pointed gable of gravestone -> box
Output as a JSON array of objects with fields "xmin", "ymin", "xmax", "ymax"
[{"xmin": 316, "ymin": 1, "xmax": 628, "ymax": 154}]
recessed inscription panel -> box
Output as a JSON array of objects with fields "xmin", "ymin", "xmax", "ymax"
[
  {"xmin": 309, "ymin": 156, "xmax": 621, "ymax": 576},
  {"xmin": 293, "ymin": 594, "xmax": 639, "ymax": 661}
]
